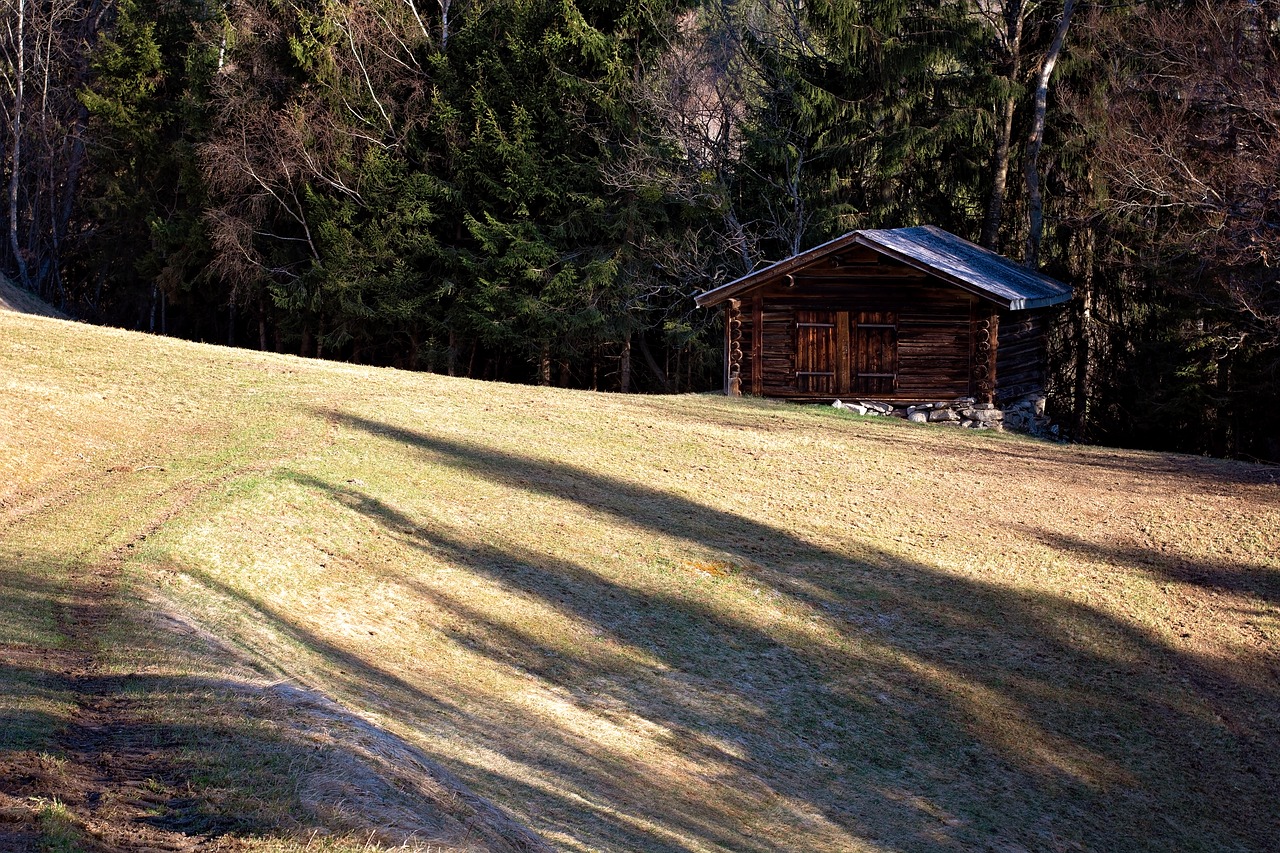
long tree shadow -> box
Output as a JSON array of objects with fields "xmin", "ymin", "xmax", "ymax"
[
  {"xmin": 1028, "ymin": 526, "xmax": 1280, "ymax": 607},
  {"xmin": 173, "ymin": 535, "xmax": 812, "ymax": 852},
  {"xmin": 0, "ymin": 657, "xmax": 548, "ymax": 851},
  {"xmin": 262, "ymin": 409, "xmax": 1280, "ymax": 852},
  {"xmin": 0, "ymin": 544, "xmax": 553, "ymax": 853},
  {"xmin": 829, "ymin": 407, "xmax": 1280, "ymax": 491}
]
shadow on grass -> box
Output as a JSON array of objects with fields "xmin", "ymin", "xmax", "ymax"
[
  {"xmin": 11, "ymin": 405, "xmax": 1270, "ymax": 851},
  {"xmin": 1029, "ymin": 527, "xmax": 1280, "ymax": 607},
  {"xmin": 0, "ymin": 674, "xmax": 67, "ymax": 754},
  {"xmin": 248, "ymin": 409, "xmax": 1280, "ymax": 853},
  {"xmin": 0, "ymin": 555, "xmax": 76, "ymax": 755},
  {"xmin": 0, "ymin": 557, "xmax": 65, "ymax": 651},
  {"xmin": 178, "ymin": 533, "xmax": 786, "ymax": 853},
  {"xmin": 0, "ymin": 655, "xmax": 296, "ymax": 843},
  {"xmin": 0, "ymin": 541, "xmax": 550, "ymax": 853}
]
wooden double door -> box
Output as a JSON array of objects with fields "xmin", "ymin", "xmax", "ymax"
[{"xmin": 795, "ymin": 310, "xmax": 898, "ymax": 396}]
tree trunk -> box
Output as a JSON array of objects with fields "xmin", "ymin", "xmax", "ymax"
[
  {"xmin": 1073, "ymin": 273, "xmax": 1092, "ymax": 441},
  {"xmin": 537, "ymin": 343, "xmax": 551, "ymax": 385},
  {"xmin": 1070, "ymin": 161, "xmax": 1096, "ymax": 440},
  {"xmin": 619, "ymin": 334, "xmax": 632, "ymax": 393},
  {"xmin": 1215, "ymin": 354, "xmax": 1233, "ymax": 458},
  {"xmin": 439, "ymin": 0, "xmax": 452, "ymax": 51},
  {"xmin": 1024, "ymin": 0, "xmax": 1076, "ymax": 268},
  {"xmin": 639, "ymin": 335, "xmax": 670, "ymax": 392},
  {"xmin": 257, "ymin": 293, "xmax": 268, "ymax": 350},
  {"xmin": 447, "ymin": 330, "xmax": 458, "ymax": 376},
  {"xmin": 7, "ymin": 0, "xmax": 30, "ymax": 290},
  {"xmin": 50, "ymin": 105, "xmax": 87, "ymax": 308},
  {"xmin": 981, "ymin": 91, "xmax": 1020, "ymax": 249},
  {"xmin": 980, "ymin": 3, "xmax": 1025, "ymax": 249}
]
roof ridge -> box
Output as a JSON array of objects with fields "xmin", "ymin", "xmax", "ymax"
[{"xmin": 695, "ymin": 225, "xmax": 1072, "ymax": 311}]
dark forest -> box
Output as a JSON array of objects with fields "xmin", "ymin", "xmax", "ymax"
[{"xmin": 3, "ymin": 0, "xmax": 1278, "ymax": 460}]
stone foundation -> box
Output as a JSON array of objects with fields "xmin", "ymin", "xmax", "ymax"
[
  {"xmin": 999, "ymin": 395, "xmax": 1056, "ymax": 436},
  {"xmin": 831, "ymin": 394, "xmax": 1056, "ymax": 436}
]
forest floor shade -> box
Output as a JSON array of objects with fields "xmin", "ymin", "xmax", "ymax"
[{"xmin": 1, "ymin": 309, "xmax": 1278, "ymax": 852}]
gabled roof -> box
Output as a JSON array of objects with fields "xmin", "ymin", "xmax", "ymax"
[{"xmin": 694, "ymin": 225, "xmax": 1073, "ymax": 311}]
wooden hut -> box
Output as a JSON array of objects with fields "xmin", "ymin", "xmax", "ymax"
[{"xmin": 695, "ymin": 226, "xmax": 1072, "ymax": 406}]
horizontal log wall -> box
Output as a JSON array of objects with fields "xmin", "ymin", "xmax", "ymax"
[
  {"xmin": 995, "ymin": 309, "xmax": 1048, "ymax": 403},
  {"xmin": 754, "ymin": 275, "xmax": 975, "ymax": 401}
]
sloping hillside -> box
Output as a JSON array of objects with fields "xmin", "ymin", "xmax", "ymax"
[
  {"xmin": 0, "ymin": 275, "xmax": 67, "ymax": 319},
  {"xmin": 2, "ymin": 310, "xmax": 1278, "ymax": 852}
]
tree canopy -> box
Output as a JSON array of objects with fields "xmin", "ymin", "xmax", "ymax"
[{"xmin": 2, "ymin": 0, "xmax": 1277, "ymax": 459}]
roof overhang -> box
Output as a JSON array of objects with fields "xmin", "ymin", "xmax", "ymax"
[
  {"xmin": 693, "ymin": 232, "xmax": 862, "ymax": 308},
  {"xmin": 695, "ymin": 226, "xmax": 1073, "ymax": 311}
]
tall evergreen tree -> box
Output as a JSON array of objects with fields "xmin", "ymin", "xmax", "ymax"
[{"xmin": 76, "ymin": 0, "xmax": 217, "ymax": 332}]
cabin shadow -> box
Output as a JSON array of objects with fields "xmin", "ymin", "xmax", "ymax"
[{"xmin": 274, "ymin": 408, "xmax": 1280, "ymax": 852}]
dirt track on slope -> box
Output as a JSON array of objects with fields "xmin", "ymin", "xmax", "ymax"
[{"xmin": 0, "ymin": 472, "xmax": 551, "ymax": 853}]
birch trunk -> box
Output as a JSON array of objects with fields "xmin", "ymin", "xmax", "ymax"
[
  {"xmin": 979, "ymin": 1, "xmax": 1025, "ymax": 249},
  {"xmin": 7, "ymin": 0, "xmax": 30, "ymax": 289},
  {"xmin": 1024, "ymin": 0, "xmax": 1076, "ymax": 268}
]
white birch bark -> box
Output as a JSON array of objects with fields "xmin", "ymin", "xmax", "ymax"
[
  {"xmin": 1024, "ymin": 0, "xmax": 1077, "ymax": 268},
  {"xmin": 5, "ymin": 0, "xmax": 30, "ymax": 288}
]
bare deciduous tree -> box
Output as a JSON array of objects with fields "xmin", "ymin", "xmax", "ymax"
[
  {"xmin": 974, "ymin": 0, "xmax": 1077, "ymax": 256},
  {"xmin": 202, "ymin": 0, "xmax": 432, "ymax": 351},
  {"xmin": 1096, "ymin": 1, "xmax": 1280, "ymax": 349},
  {"xmin": 0, "ymin": 0, "xmax": 98, "ymax": 303}
]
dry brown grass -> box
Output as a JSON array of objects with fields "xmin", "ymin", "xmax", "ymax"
[{"xmin": 2, "ymin": 309, "xmax": 1279, "ymax": 852}]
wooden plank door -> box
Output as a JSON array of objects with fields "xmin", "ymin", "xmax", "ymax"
[
  {"xmin": 795, "ymin": 310, "xmax": 837, "ymax": 394},
  {"xmin": 853, "ymin": 311, "xmax": 898, "ymax": 395}
]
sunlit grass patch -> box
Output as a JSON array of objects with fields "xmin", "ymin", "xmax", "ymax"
[
  {"xmin": 34, "ymin": 797, "xmax": 82, "ymax": 853},
  {"xmin": 2, "ymin": 310, "xmax": 1279, "ymax": 852},
  {"xmin": 674, "ymin": 558, "xmax": 743, "ymax": 578}
]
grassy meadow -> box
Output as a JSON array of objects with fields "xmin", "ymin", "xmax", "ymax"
[{"xmin": 1, "ymin": 309, "xmax": 1278, "ymax": 852}]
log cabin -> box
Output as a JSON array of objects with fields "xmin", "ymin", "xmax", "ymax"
[{"xmin": 695, "ymin": 226, "xmax": 1072, "ymax": 406}]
